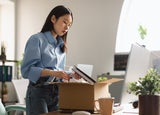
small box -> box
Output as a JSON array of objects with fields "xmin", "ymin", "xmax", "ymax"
[{"xmin": 56, "ymin": 78, "xmax": 123, "ymax": 113}]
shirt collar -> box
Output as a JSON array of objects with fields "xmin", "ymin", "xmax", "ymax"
[{"xmin": 44, "ymin": 31, "xmax": 64, "ymax": 46}]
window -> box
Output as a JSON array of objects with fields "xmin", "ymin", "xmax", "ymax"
[
  {"xmin": 0, "ymin": 1, "xmax": 15, "ymax": 60},
  {"xmin": 0, "ymin": 1, "xmax": 15, "ymax": 77},
  {"xmin": 116, "ymin": 0, "xmax": 160, "ymax": 53}
]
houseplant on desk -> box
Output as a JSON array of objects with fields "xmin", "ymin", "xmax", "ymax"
[{"xmin": 128, "ymin": 68, "xmax": 160, "ymax": 115}]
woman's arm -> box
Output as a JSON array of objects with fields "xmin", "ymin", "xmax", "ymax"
[{"xmin": 40, "ymin": 69, "xmax": 70, "ymax": 80}]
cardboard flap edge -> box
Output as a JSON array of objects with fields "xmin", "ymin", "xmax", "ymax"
[{"xmin": 97, "ymin": 78, "xmax": 124, "ymax": 84}]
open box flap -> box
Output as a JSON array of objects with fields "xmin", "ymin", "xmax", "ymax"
[
  {"xmin": 47, "ymin": 78, "xmax": 123, "ymax": 85},
  {"xmin": 47, "ymin": 81, "xmax": 92, "ymax": 85},
  {"xmin": 96, "ymin": 78, "xmax": 124, "ymax": 84}
]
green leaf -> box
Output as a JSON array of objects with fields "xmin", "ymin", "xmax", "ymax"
[
  {"xmin": 138, "ymin": 25, "xmax": 147, "ymax": 40},
  {"xmin": 128, "ymin": 68, "xmax": 160, "ymax": 95}
]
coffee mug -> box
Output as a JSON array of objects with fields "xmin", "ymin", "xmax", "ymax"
[{"xmin": 95, "ymin": 97, "xmax": 114, "ymax": 115}]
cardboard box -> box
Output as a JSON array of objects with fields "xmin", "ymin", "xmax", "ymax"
[{"xmin": 56, "ymin": 78, "xmax": 123, "ymax": 113}]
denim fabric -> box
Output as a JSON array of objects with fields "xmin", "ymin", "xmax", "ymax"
[{"xmin": 26, "ymin": 83, "xmax": 59, "ymax": 115}]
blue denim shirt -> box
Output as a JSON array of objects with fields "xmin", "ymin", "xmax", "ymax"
[{"xmin": 21, "ymin": 31, "xmax": 66, "ymax": 83}]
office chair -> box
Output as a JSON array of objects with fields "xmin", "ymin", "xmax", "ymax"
[{"xmin": 0, "ymin": 98, "xmax": 26, "ymax": 115}]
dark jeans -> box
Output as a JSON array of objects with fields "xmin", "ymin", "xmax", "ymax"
[{"xmin": 26, "ymin": 83, "xmax": 59, "ymax": 115}]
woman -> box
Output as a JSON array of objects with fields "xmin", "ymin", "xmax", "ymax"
[{"xmin": 21, "ymin": 5, "xmax": 79, "ymax": 115}]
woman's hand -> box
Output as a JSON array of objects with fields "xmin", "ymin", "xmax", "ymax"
[
  {"xmin": 71, "ymin": 72, "xmax": 81, "ymax": 80},
  {"xmin": 53, "ymin": 71, "xmax": 70, "ymax": 80}
]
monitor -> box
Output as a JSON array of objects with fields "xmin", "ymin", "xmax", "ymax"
[
  {"xmin": 151, "ymin": 51, "xmax": 160, "ymax": 74},
  {"xmin": 120, "ymin": 43, "xmax": 153, "ymax": 105}
]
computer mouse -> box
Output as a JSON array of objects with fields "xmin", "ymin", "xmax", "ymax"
[
  {"xmin": 72, "ymin": 111, "xmax": 91, "ymax": 115},
  {"xmin": 132, "ymin": 100, "xmax": 138, "ymax": 108}
]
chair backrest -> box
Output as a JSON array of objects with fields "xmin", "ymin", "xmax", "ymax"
[
  {"xmin": 12, "ymin": 79, "xmax": 29, "ymax": 104},
  {"xmin": 0, "ymin": 99, "xmax": 7, "ymax": 115}
]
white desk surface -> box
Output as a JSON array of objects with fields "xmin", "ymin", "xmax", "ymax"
[{"xmin": 115, "ymin": 104, "xmax": 138, "ymax": 115}]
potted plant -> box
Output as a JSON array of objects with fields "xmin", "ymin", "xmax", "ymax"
[{"xmin": 128, "ymin": 68, "xmax": 160, "ymax": 115}]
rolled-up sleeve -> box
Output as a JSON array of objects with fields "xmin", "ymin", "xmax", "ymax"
[
  {"xmin": 21, "ymin": 35, "xmax": 43, "ymax": 83},
  {"xmin": 21, "ymin": 32, "xmax": 66, "ymax": 83}
]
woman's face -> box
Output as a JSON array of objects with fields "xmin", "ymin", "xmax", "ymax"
[{"xmin": 51, "ymin": 14, "xmax": 72, "ymax": 37}]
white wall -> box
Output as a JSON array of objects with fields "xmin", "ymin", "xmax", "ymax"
[
  {"xmin": 0, "ymin": 0, "xmax": 16, "ymax": 102},
  {"xmin": 15, "ymin": 0, "xmax": 124, "ymax": 79},
  {"xmin": 0, "ymin": 1, "xmax": 15, "ymax": 60}
]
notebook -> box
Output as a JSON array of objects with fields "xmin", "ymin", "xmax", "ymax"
[{"xmin": 72, "ymin": 64, "xmax": 96, "ymax": 85}]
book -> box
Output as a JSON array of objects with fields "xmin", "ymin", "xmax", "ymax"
[
  {"xmin": 0, "ymin": 65, "xmax": 12, "ymax": 82},
  {"xmin": 72, "ymin": 65, "xmax": 96, "ymax": 85}
]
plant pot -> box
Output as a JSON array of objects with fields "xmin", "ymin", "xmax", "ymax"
[{"xmin": 139, "ymin": 95, "xmax": 160, "ymax": 115}]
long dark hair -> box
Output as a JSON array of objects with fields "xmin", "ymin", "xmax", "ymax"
[{"xmin": 41, "ymin": 5, "xmax": 73, "ymax": 53}]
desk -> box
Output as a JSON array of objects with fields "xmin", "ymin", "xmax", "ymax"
[
  {"xmin": 40, "ymin": 104, "xmax": 139, "ymax": 115},
  {"xmin": 40, "ymin": 111, "xmax": 137, "ymax": 115},
  {"xmin": 40, "ymin": 112, "xmax": 99, "ymax": 115}
]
